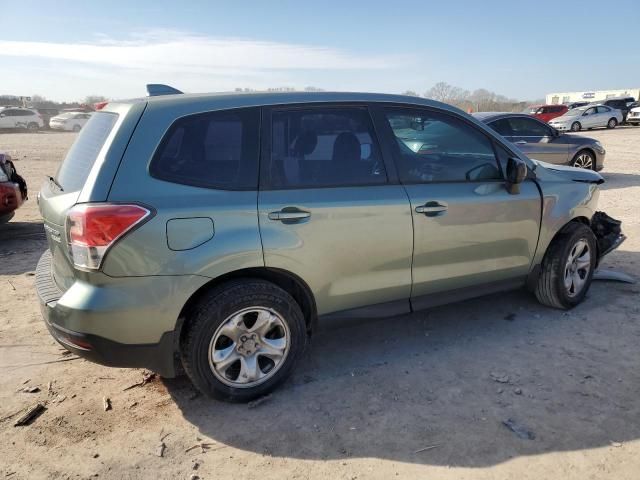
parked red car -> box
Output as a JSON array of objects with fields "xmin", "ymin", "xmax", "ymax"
[
  {"xmin": 524, "ymin": 104, "xmax": 568, "ymax": 123},
  {"xmin": 0, "ymin": 153, "xmax": 28, "ymax": 223}
]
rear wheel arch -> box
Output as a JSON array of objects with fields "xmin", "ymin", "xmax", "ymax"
[{"xmin": 176, "ymin": 268, "xmax": 317, "ymax": 346}]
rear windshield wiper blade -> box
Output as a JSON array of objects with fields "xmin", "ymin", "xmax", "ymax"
[{"xmin": 47, "ymin": 176, "xmax": 64, "ymax": 191}]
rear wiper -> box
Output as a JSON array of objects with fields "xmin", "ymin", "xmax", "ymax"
[{"xmin": 47, "ymin": 176, "xmax": 64, "ymax": 191}]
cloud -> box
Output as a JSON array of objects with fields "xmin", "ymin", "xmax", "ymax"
[{"xmin": 0, "ymin": 30, "xmax": 404, "ymax": 74}]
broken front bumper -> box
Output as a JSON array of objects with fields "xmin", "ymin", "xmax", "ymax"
[{"xmin": 591, "ymin": 211, "xmax": 626, "ymax": 265}]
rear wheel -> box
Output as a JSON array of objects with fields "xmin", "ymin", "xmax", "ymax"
[
  {"xmin": 570, "ymin": 121, "xmax": 581, "ymax": 132},
  {"xmin": 607, "ymin": 118, "xmax": 618, "ymax": 129},
  {"xmin": 535, "ymin": 223, "xmax": 597, "ymax": 309},
  {"xmin": 180, "ymin": 279, "xmax": 307, "ymax": 402},
  {"xmin": 571, "ymin": 150, "xmax": 595, "ymax": 170},
  {"xmin": 72, "ymin": 124, "xmax": 81, "ymax": 132},
  {"xmin": 27, "ymin": 122, "xmax": 39, "ymax": 131}
]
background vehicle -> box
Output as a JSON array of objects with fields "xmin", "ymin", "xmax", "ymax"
[
  {"xmin": 524, "ymin": 104, "xmax": 568, "ymax": 122},
  {"xmin": 474, "ymin": 112, "xmax": 605, "ymax": 170},
  {"xmin": 548, "ymin": 105, "xmax": 623, "ymax": 132},
  {"xmin": 566, "ymin": 101, "xmax": 589, "ymax": 110},
  {"xmin": 0, "ymin": 107, "xmax": 44, "ymax": 130},
  {"xmin": 589, "ymin": 98, "xmax": 634, "ymax": 122},
  {"xmin": 36, "ymin": 89, "xmax": 623, "ymax": 402},
  {"xmin": 36, "ymin": 108, "xmax": 60, "ymax": 129},
  {"xmin": 0, "ymin": 152, "xmax": 27, "ymax": 223},
  {"xmin": 49, "ymin": 112, "xmax": 92, "ymax": 132},
  {"xmin": 628, "ymin": 105, "xmax": 640, "ymax": 125}
]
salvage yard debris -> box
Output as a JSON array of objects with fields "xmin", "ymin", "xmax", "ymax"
[
  {"xmin": 14, "ymin": 403, "xmax": 46, "ymax": 427},
  {"xmin": 502, "ymin": 418, "xmax": 535, "ymax": 440},
  {"xmin": 123, "ymin": 371, "xmax": 156, "ymax": 391}
]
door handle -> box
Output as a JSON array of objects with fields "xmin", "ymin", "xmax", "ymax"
[
  {"xmin": 415, "ymin": 201, "xmax": 448, "ymax": 216},
  {"xmin": 268, "ymin": 209, "xmax": 311, "ymax": 221},
  {"xmin": 514, "ymin": 140, "xmax": 527, "ymax": 145}
]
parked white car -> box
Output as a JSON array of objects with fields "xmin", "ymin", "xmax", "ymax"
[
  {"xmin": 627, "ymin": 105, "xmax": 640, "ymax": 126},
  {"xmin": 49, "ymin": 112, "xmax": 92, "ymax": 132},
  {"xmin": 0, "ymin": 107, "xmax": 44, "ymax": 130},
  {"xmin": 549, "ymin": 105, "xmax": 623, "ymax": 132}
]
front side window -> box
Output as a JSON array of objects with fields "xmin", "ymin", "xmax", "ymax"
[
  {"xmin": 507, "ymin": 117, "xmax": 552, "ymax": 136},
  {"xmin": 487, "ymin": 118, "xmax": 512, "ymax": 136},
  {"xmin": 384, "ymin": 108, "xmax": 501, "ymax": 183},
  {"xmin": 150, "ymin": 108, "xmax": 260, "ymax": 190},
  {"xmin": 267, "ymin": 107, "xmax": 386, "ymax": 189}
]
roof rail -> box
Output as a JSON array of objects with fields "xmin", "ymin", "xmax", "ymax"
[{"xmin": 146, "ymin": 84, "xmax": 183, "ymax": 97}]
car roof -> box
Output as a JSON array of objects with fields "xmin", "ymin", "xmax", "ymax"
[
  {"xmin": 471, "ymin": 112, "xmax": 528, "ymax": 122},
  {"xmin": 107, "ymin": 90, "xmax": 466, "ymax": 116}
]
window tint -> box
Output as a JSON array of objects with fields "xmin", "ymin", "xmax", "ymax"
[
  {"xmin": 56, "ymin": 112, "xmax": 119, "ymax": 192},
  {"xmin": 584, "ymin": 107, "xmax": 596, "ymax": 115},
  {"xmin": 487, "ymin": 118, "xmax": 512, "ymax": 136},
  {"xmin": 507, "ymin": 117, "xmax": 552, "ymax": 136},
  {"xmin": 597, "ymin": 106, "xmax": 611, "ymax": 114},
  {"xmin": 267, "ymin": 108, "xmax": 386, "ymax": 188},
  {"xmin": 150, "ymin": 108, "xmax": 260, "ymax": 190},
  {"xmin": 384, "ymin": 108, "xmax": 501, "ymax": 183}
]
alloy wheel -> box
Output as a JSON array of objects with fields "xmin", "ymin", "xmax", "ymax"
[
  {"xmin": 573, "ymin": 152, "xmax": 593, "ymax": 169},
  {"xmin": 208, "ymin": 307, "xmax": 290, "ymax": 388},
  {"xmin": 564, "ymin": 239, "xmax": 591, "ymax": 297}
]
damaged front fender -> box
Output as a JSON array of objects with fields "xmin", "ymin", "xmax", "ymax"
[{"xmin": 591, "ymin": 211, "xmax": 626, "ymax": 264}]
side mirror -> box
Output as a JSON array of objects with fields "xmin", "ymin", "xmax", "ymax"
[{"xmin": 506, "ymin": 157, "xmax": 527, "ymax": 194}]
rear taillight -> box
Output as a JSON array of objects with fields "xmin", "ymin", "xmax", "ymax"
[{"xmin": 66, "ymin": 204, "xmax": 151, "ymax": 270}]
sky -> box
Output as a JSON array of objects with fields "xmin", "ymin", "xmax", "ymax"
[{"xmin": 1, "ymin": 0, "xmax": 638, "ymax": 102}]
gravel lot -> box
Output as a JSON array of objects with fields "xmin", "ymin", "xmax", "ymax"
[{"xmin": 1, "ymin": 128, "xmax": 639, "ymax": 479}]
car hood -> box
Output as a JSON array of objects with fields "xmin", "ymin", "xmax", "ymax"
[{"xmin": 531, "ymin": 159, "xmax": 604, "ymax": 184}]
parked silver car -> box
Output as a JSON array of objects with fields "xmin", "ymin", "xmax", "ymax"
[
  {"xmin": 549, "ymin": 105, "xmax": 623, "ymax": 132},
  {"xmin": 474, "ymin": 113, "xmax": 605, "ymax": 170}
]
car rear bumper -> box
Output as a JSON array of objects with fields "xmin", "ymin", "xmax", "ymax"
[{"xmin": 35, "ymin": 249, "xmax": 186, "ymax": 377}]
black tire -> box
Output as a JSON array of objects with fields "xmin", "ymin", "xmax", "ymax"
[
  {"xmin": 571, "ymin": 122, "xmax": 581, "ymax": 132},
  {"xmin": 571, "ymin": 149, "xmax": 595, "ymax": 170},
  {"xmin": 535, "ymin": 223, "xmax": 597, "ymax": 309},
  {"xmin": 72, "ymin": 124, "xmax": 81, "ymax": 132},
  {"xmin": 0, "ymin": 212, "xmax": 15, "ymax": 224},
  {"xmin": 607, "ymin": 118, "xmax": 617, "ymax": 129},
  {"xmin": 180, "ymin": 279, "xmax": 307, "ymax": 402},
  {"xmin": 27, "ymin": 122, "xmax": 39, "ymax": 131}
]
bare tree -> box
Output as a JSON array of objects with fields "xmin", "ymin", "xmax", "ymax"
[
  {"xmin": 424, "ymin": 82, "xmax": 469, "ymax": 104},
  {"xmin": 402, "ymin": 90, "xmax": 420, "ymax": 97}
]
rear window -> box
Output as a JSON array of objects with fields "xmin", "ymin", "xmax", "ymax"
[
  {"xmin": 150, "ymin": 108, "xmax": 260, "ymax": 190},
  {"xmin": 56, "ymin": 112, "xmax": 119, "ymax": 192}
]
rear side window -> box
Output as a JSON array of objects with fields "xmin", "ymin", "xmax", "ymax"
[
  {"xmin": 56, "ymin": 112, "xmax": 119, "ymax": 192},
  {"xmin": 266, "ymin": 107, "xmax": 386, "ymax": 189},
  {"xmin": 150, "ymin": 108, "xmax": 260, "ymax": 190}
]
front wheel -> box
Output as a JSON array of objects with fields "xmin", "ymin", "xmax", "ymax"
[
  {"xmin": 607, "ymin": 118, "xmax": 618, "ymax": 129},
  {"xmin": 180, "ymin": 279, "xmax": 307, "ymax": 402},
  {"xmin": 535, "ymin": 223, "xmax": 597, "ymax": 309},
  {"xmin": 571, "ymin": 150, "xmax": 595, "ymax": 170},
  {"xmin": 72, "ymin": 124, "xmax": 81, "ymax": 132},
  {"xmin": 27, "ymin": 122, "xmax": 39, "ymax": 131},
  {"xmin": 571, "ymin": 122, "xmax": 581, "ymax": 132}
]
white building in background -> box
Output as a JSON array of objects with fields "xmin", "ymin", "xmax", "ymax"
[{"xmin": 545, "ymin": 88, "xmax": 640, "ymax": 105}]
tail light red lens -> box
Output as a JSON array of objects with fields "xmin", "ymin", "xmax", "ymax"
[{"xmin": 66, "ymin": 204, "xmax": 151, "ymax": 269}]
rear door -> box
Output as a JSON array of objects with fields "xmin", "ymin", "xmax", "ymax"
[
  {"xmin": 377, "ymin": 106, "xmax": 541, "ymax": 304},
  {"xmin": 506, "ymin": 116, "xmax": 568, "ymax": 164},
  {"xmin": 258, "ymin": 104, "xmax": 413, "ymax": 316}
]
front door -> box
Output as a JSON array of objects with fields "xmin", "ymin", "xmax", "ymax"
[
  {"xmin": 378, "ymin": 107, "xmax": 541, "ymax": 303},
  {"xmin": 258, "ymin": 105, "xmax": 414, "ymax": 316}
]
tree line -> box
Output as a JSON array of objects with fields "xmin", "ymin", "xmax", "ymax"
[{"xmin": 404, "ymin": 82, "xmax": 542, "ymax": 113}]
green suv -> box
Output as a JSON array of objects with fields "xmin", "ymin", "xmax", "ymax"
[{"xmin": 36, "ymin": 87, "xmax": 624, "ymax": 401}]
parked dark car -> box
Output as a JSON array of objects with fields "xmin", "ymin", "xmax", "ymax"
[
  {"xmin": 473, "ymin": 112, "xmax": 605, "ymax": 170},
  {"xmin": 0, "ymin": 152, "xmax": 28, "ymax": 223},
  {"xmin": 566, "ymin": 101, "xmax": 589, "ymax": 110},
  {"xmin": 589, "ymin": 98, "xmax": 635, "ymax": 122},
  {"xmin": 36, "ymin": 108, "xmax": 60, "ymax": 129}
]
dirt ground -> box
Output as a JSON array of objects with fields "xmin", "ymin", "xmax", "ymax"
[{"xmin": 1, "ymin": 127, "xmax": 639, "ymax": 480}]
